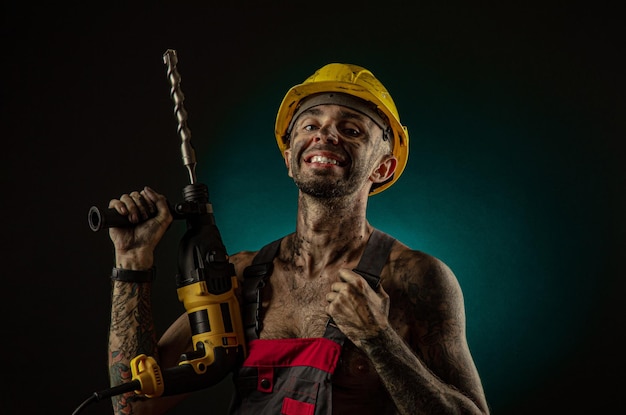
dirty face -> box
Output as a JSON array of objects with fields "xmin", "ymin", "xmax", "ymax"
[{"xmin": 284, "ymin": 104, "xmax": 395, "ymax": 199}]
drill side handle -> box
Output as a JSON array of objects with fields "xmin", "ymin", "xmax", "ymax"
[{"xmin": 88, "ymin": 202, "xmax": 184, "ymax": 232}]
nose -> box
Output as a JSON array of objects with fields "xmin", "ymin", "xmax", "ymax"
[{"xmin": 315, "ymin": 124, "xmax": 339, "ymax": 144}]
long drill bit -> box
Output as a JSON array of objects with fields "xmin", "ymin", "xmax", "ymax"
[{"xmin": 163, "ymin": 49, "xmax": 197, "ymax": 185}]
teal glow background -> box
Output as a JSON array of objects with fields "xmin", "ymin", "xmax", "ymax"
[
  {"xmin": 3, "ymin": 3, "xmax": 622, "ymax": 414},
  {"xmin": 193, "ymin": 61, "xmax": 621, "ymax": 412}
]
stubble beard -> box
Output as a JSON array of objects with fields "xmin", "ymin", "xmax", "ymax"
[{"xmin": 292, "ymin": 163, "xmax": 368, "ymax": 200}]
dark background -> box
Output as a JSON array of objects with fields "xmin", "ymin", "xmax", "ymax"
[{"xmin": 3, "ymin": 2, "xmax": 624, "ymax": 414}]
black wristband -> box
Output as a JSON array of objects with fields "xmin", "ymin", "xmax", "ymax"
[{"xmin": 111, "ymin": 267, "xmax": 156, "ymax": 283}]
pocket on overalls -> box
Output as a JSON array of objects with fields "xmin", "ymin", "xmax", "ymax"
[
  {"xmin": 233, "ymin": 370, "xmax": 324, "ymax": 414},
  {"xmin": 232, "ymin": 338, "xmax": 339, "ymax": 414},
  {"xmin": 281, "ymin": 397, "xmax": 315, "ymax": 415},
  {"xmin": 278, "ymin": 374, "xmax": 320, "ymax": 410}
]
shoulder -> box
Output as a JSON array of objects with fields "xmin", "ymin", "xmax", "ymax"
[
  {"xmin": 229, "ymin": 250, "xmax": 258, "ymax": 279},
  {"xmin": 384, "ymin": 238, "xmax": 465, "ymax": 318},
  {"xmin": 229, "ymin": 235, "xmax": 288, "ymax": 279},
  {"xmin": 386, "ymin": 238, "xmax": 456, "ymax": 282},
  {"xmin": 382, "ymin": 238, "xmax": 469, "ymax": 355}
]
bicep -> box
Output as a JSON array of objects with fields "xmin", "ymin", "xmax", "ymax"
[
  {"xmin": 157, "ymin": 312, "xmax": 193, "ymax": 367},
  {"xmin": 411, "ymin": 258, "xmax": 486, "ymax": 406}
]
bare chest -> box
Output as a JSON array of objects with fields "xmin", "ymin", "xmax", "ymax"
[{"xmin": 258, "ymin": 269, "xmax": 335, "ymax": 339}]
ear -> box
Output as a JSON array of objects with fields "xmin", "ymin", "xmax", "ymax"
[
  {"xmin": 284, "ymin": 148, "xmax": 293, "ymax": 178},
  {"xmin": 370, "ymin": 155, "xmax": 397, "ymax": 184}
]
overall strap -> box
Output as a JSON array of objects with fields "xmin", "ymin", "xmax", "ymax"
[
  {"xmin": 352, "ymin": 228, "xmax": 396, "ymax": 289},
  {"xmin": 242, "ymin": 238, "xmax": 282, "ymax": 341},
  {"xmin": 324, "ymin": 228, "xmax": 396, "ymax": 341}
]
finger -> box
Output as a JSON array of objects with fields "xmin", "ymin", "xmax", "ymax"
[
  {"xmin": 325, "ymin": 291, "xmax": 343, "ymax": 318},
  {"xmin": 331, "ymin": 281, "xmax": 353, "ymax": 296},
  {"xmin": 144, "ymin": 187, "xmax": 173, "ymax": 226},
  {"xmin": 142, "ymin": 186, "xmax": 159, "ymax": 204},
  {"xmin": 376, "ymin": 282, "xmax": 388, "ymax": 296},
  {"xmin": 139, "ymin": 188, "xmax": 157, "ymax": 215},
  {"xmin": 130, "ymin": 191, "xmax": 150, "ymax": 220},
  {"xmin": 119, "ymin": 193, "xmax": 141, "ymax": 223},
  {"xmin": 338, "ymin": 269, "xmax": 369, "ymax": 291},
  {"xmin": 144, "ymin": 187, "xmax": 169, "ymax": 215},
  {"xmin": 108, "ymin": 198, "xmax": 128, "ymax": 215},
  {"xmin": 337, "ymin": 269, "xmax": 357, "ymax": 283}
]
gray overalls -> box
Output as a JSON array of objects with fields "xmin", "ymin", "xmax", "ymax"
[{"xmin": 228, "ymin": 229, "xmax": 396, "ymax": 415}]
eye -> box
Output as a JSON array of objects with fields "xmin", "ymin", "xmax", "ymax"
[
  {"xmin": 339, "ymin": 121, "xmax": 364, "ymax": 138},
  {"xmin": 304, "ymin": 124, "xmax": 319, "ymax": 132},
  {"xmin": 341, "ymin": 127, "xmax": 361, "ymax": 137}
]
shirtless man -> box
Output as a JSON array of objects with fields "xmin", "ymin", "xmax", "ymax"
[{"xmin": 107, "ymin": 63, "xmax": 490, "ymax": 414}]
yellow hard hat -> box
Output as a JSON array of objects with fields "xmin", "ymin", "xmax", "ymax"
[{"xmin": 275, "ymin": 63, "xmax": 409, "ymax": 195}]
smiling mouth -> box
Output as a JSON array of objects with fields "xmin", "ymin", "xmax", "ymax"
[{"xmin": 304, "ymin": 154, "xmax": 347, "ymax": 167}]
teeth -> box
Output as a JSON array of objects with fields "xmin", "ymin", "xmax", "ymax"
[{"xmin": 310, "ymin": 155, "xmax": 339, "ymax": 165}]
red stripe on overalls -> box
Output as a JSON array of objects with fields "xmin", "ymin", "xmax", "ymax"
[{"xmin": 243, "ymin": 338, "xmax": 342, "ymax": 373}]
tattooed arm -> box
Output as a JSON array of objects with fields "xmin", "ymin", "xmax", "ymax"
[
  {"xmin": 327, "ymin": 246, "xmax": 490, "ymax": 415},
  {"xmin": 106, "ymin": 187, "xmax": 192, "ymax": 414},
  {"xmin": 108, "ymin": 280, "xmax": 155, "ymax": 413},
  {"xmin": 108, "ymin": 280, "xmax": 192, "ymax": 414}
]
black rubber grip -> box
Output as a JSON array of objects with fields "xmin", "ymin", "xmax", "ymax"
[{"xmin": 88, "ymin": 206, "xmax": 136, "ymax": 232}]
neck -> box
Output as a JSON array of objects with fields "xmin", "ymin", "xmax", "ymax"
[{"xmin": 284, "ymin": 191, "xmax": 373, "ymax": 277}]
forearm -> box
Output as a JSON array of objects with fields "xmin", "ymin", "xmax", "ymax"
[
  {"xmin": 108, "ymin": 280, "xmax": 158, "ymax": 414},
  {"xmin": 362, "ymin": 326, "xmax": 486, "ymax": 415}
]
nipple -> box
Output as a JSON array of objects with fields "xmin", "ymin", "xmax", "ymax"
[{"xmin": 354, "ymin": 358, "xmax": 370, "ymax": 374}]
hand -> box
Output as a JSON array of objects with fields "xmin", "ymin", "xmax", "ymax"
[
  {"xmin": 325, "ymin": 269, "xmax": 390, "ymax": 346},
  {"xmin": 108, "ymin": 186, "xmax": 173, "ymax": 269}
]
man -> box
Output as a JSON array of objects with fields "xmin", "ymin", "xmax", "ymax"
[{"xmin": 106, "ymin": 63, "xmax": 490, "ymax": 414}]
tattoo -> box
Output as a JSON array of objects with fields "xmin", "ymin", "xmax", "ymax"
[
  {"xmin": 108, "ymin": 281, "xmax": 157, "ymax": 413},
  {"xmin": 363, "ymin": 253, "xmax": 485, "ymax": 414},
  {"xmin": 110, "ymin": 282, "xmax": 156, "ymax": 357}
]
